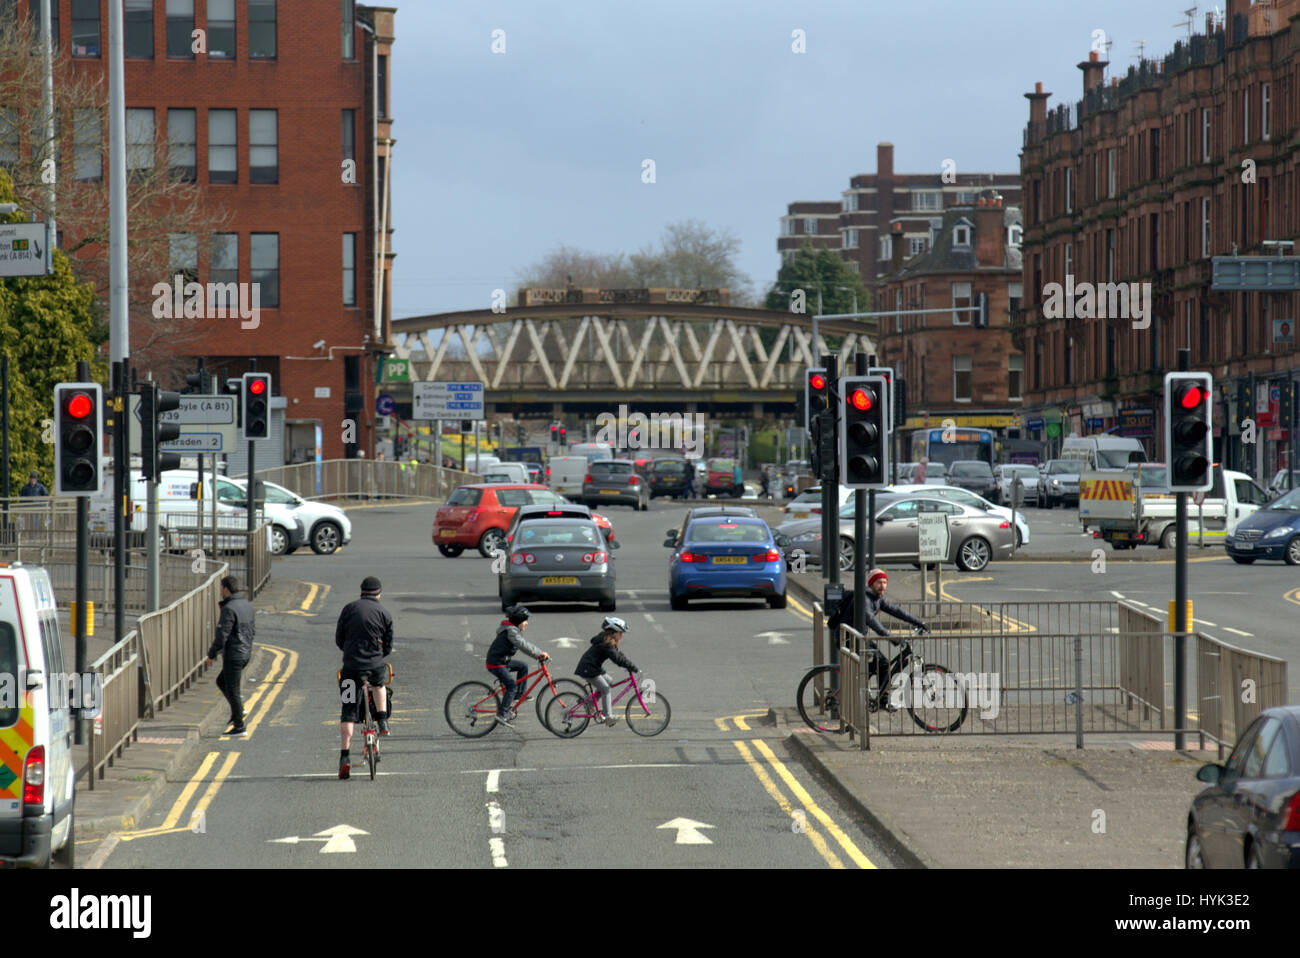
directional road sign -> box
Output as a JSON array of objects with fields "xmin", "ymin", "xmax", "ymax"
[
  {"xmin": 0, "ymin": 223, "xmax": 51, "ymax": 277},
  {"xmin": 413, "ymin": 381, "xmax": 485, "ymax": 420},
  {"xmin": 130, "ymin": 394, "xmax": 238, "ymax": 454}
]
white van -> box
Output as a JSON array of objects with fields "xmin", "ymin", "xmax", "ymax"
[
  {"xmin": 568, "ymin": 443, "xmax": 613, "ymax": 462},
  {"xmin": 0, "ymin": 564, "xmax": 78, "ymax": 867},
  {"xmin": 463, "ymin": 454, "xmax": 502, "ymax": 475},
  {"xmin": 478, "ymin": 462, "xmax": 532, "ymax": 484},
  {"xmin": 548, "ymin": 456, "xmax": 589, "ymax": 497},
  {"xmin": 1060, "ymin": 436, "xmax": 1147, "ymax": 471}
]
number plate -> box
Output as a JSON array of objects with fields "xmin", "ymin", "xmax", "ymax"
[
  {"xmin": 1112, "ymin": 532, "xmax": 1128, "ymax": 541},
  {"xmin": 793, "ymin": 512, "xmax": 810, "ymax": 520},
  {"xmin": 1236, "ymin": 542, "xmax": 1254, "ymax": 551},
  {"xmin": 439, "ymin": 529, "xmax": 457, "ymax": 538},
  {"xmin": 540, "ymin": 576, "xmax": 579, "ymax": 585},
  {"xmin": 712, "ymin": 556, "xmax": 747, "ymax": 564},
  {"xmin": 600, "ymin": 489, "xmax": 620, "ymax": 495}
]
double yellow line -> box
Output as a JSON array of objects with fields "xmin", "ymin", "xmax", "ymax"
[
  {"xmin": 220, "ymin": 643, "xmax": 298, "ymax": 740},
  {"xmin": 283, "ymin": 581, "xmax": 330, "ymax": 616}
]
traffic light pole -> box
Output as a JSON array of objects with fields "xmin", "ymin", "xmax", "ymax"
[
  {"xmin": 112, "ymin": 361, "xmax": 126, "ymax": 645},
  {"xmin": 854, "ymin": 352, "xmax": 868, "ymax": 637},
  {"xmin": 247, "ymin": 360, "xmax": 258, "ymax": 536},
  {"xmin": 73, "ymin": 360, "xmax": 90, "ymax": 745},
  {"xmin": 823, "ymin": 354, "xmax": 838, "ymax": 586},
  {"xmin": 1174, "ymin": 348, "xmax": 1191, "ymax": 751}
]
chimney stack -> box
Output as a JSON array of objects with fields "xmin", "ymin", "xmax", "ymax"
[
  {"xmin": 1024, "ymin": 82, "xmax": 1052, "ymax": 133},
  {"xmin": 974, "ymin": 192, "xmax": 1004, "ymax": 267},
  {"xmin": 1077, "ymin": 50, "xmax": 1106, "ymax": 95},
  {"xmin": 890, "ymin": 222, "xmax": 906, "ymax": 274}
]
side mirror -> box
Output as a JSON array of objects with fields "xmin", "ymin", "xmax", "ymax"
[
  {"xmin": 609, "ymin": 539, "xmax": 621, "ymax": 550},
  {"xmin": 663, "ymin": 536, "xmax": 677, "ymax": 548},
  {"xmin": 876, "ymin": 515, "xmax": 888, "ymax": 524},
  {"xmin": 1195, "ymin": 763, "xmax": 1223, "ymax": 784},
  {"xmin": 664, "ymin": 528, "xmax": 678, "ymax": 538}
]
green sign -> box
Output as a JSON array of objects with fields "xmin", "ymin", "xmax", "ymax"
[
  {"xmin": 380, "ymin": 358, "xmax": 411, "ymax": 383},
  {"xmin": 1046, "ymin": 422, "xmax": 1061, "ymax": 438}
]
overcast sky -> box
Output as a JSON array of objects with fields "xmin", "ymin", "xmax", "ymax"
[{"xmin": 390, "ymin": 0, "xmax": 1226, "ymax": 318}]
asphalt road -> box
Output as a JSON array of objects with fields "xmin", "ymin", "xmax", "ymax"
[{"xmin": 95, "ymin": 499, "xmax": 889, "ymax": 869}]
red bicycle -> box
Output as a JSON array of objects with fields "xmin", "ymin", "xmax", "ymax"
[{"xmin": 444, "ymin": 661, "xmax": 584, "ymax": 737}]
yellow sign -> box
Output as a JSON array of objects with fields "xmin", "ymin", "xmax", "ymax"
[
  {"xmin": 903, "ymin": 414, "xmax": 1022, "ymax": 429},
  {"xmin": 1080, "ymin": 479, "xmax": 1132, "ymax": 501}
]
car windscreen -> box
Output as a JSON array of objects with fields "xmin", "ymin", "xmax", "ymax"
[
  {"xmin": 654, "ymin": 460, "xmax": 687, "ymax": 474},
  {"xmin": 1269, "ymin": 489, "xmax": 1300, "ymax": 511},
  {"xmin": 708, "ymin": 460, "xmax": 735, "ymax": 471},
  {"xmin": 1047, "ymin": 461, "xmax": 1076, "ymax": 474},
  {"xmin": 791, "ymin": 491, "xmax": 821, "ymax": 505},
  {"xmin": 447, "ymin": 488, "xmax": 483, "ymax": 506},
  {"xmin": 0, "ymin": 623, "xmax": 16, "ymax": 726},
  {"xmin": 950, "ymin": 463, "xmax": 992, "ymax": 478},
  {"xmin": 1098, "ymin": 448, "xmax": 1145, "ymax": 469},
  {"xmin": 514, "ymin": 522, "xmax": 601, "ymax": 546},
  {"xmin": 496, "ymin": 489, "xmax": 534, "ymax": 507},
  {"xmin": 927, "ymin": 462, "xmax": 947, "ymax": 475},
  {"xmin": 589, "ymin": 462, "xmax": 633, "ymax": 477},
  {"xmin": 687, "ymin": 521, "xmax": 769, "ymax": 543}
]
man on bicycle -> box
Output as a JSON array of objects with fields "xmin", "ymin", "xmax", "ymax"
[
  {"xmin": 487, "ymin": 604, "xmax": 549, "ymax": 727},
  {"xmin": 336, "ymin": 576, "xmax": 394, "ymax": 779},
  {"xmin": 827, "ymin": 569, "xmax": 927, "ymax": 709}
]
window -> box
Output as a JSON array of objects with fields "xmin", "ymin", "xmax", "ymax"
[
  {"xmin": 1107, "ymin": 148, "xmax": 1116, "ymax": 197},
  {"xmin": 248, "ymin": 0, "xmax": 276, "ymax": 58},
  {"xmin": 71, "ymin": 0, "xmax": 99, "ymax": 56},
  {"xmin": 953, "ymin": 355, "xmax": 972, "ymax": 401},
  {"xmin": 169, "ymin": 233, "xmax": 197, "ymax": 285},
  {"xmin": 125, "ymin": 0, "xmax": 152, "ymax": 58},
  {"xmin": 1202, "ymin": 107, "xmax": 1211, "ymax": 162},
  {"xmin": 1263, "ymin": 82, "xmax": 1271, "ymax": 140},
  {"xmin": 343, "ymin": 233, "xmax": 356, "ymax": 306},
  {"xmin": 880, "ymin": 235, "xmax": 892, "ymax": 261},
  {"xmin": 1243, "ymin": 88, "xmax": 1249, "ymax": 143},
  {"xmin": 1064, "ymin": 167, "xmax": 1073, "ymax": 212},
  {"xmin": 1262, "ymin": 728, "xmax": 1292, "ymax": 778},
  {"xmin": 126, "ymin": 108, "xmax": 154, "ymax": 179},
  {"xmin": 843, "ymin": 192, "xmax": 857, "ymax": 212},
  {"xmin": 249, "ymin": 110, "xmax": 277, "ymax": 183},
  {"xmin": 166, "ymin": 0, "xmax": 194, "ymax": 58},
  {"xmin": 1064, "ymin": 242, "xmax": 1073, "ymax": 277},
  {"xmin": 208, "ymin": 0, "xmax": 234, "ymax": 57},
  {"xmin": 1065, "ymin": 336, "xmax": 1074, "ymax": 384},
  {"xmin": 1150, "ymin": 128, "xmax": 1160, "ymax": 179},
  {"xmin": 1008, "ymin": 224, "xmax": 1022, "ymax": 247},
  {"xmin": 72, "ymin": 107, "xmax": 100, "ymax": 181},
  {"xmin": 342, "ymin": 108, "xmax": 356, "ymax": 167},
  {"xmin": 909, "ymin": 237, "xmax": 926, "ymax": 256},
  {"xmin": 803, "ymin": 218, "xmax": 816, "ymax": 235},
  {"xmin": 167, "ymin": 108, "xmax": 196, "ymax": 183},
  {"xmin": 208, "ymin": 109, "xmax": 236, "ymax": 184},
  {"xmin": 210, "ymin": 233, "xmax": 238, "ymax": 294},
  {"xmin": 1106, "ymin": 228, "xmax": 1115, "ymax": 282},
  {"xmin": 0, "ymin": 624, "xmax": 17, "ymax": 727},
  {"xmin": 1009, "ymin": 355, "xmax": 1023, "ymax": 400},
  {"xmin": 251, "ymin": 233, "xmax": 279, "ymax": 307},
  {"xmin": 955, "ymin": 191, "xmax": 976, "ymax": 204},
  {"xmin": 1242, "ymin": 718, "xmax": 1281, "ymax": 779},
  {"xmin": 912, "ymin": 191, "xmax": 941, "ymax": 211},
  {"xmin": 378, "ymin": 53, "xmax": 388, "ymax": 116},
  {"xmin": 1201, "ymin": 197, "xmax": 1211, "ymax": 257},
  {"xmin": 953, "ymin": 225, "xmax": 970, "ymax": 246},
  {"xmin": 895, "ymin": 289, "xmax": 902, "ymax": 332},
  {"xmin": 0, "ymin": 109, "xmax": 18, "ymax": 171},
  {"xmin": 1008, "ymin": 281, "xmax": 1022, "ymax": 321},
  {"xmin": 342, "ymin": 0, "xmax": 355, "ymax": 58},
  {"xmin": 28, "ymin": 0, "xmax": 58, "ymax": 49},
  {"xmin": 952, "ymin": 281, "xmax": 972, "ymax": 325},
  {"xmin": 843, "ymin": 228, "xmax": 857, "ymax": 249}
]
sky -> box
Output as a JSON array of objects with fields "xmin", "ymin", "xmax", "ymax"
[{"xmin": 390, "ymin": 0, "xmax": 1229, "ymax": 319}]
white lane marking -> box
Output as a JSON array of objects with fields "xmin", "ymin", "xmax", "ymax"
[
  {"xmin": 465, "ymin": 642, "xmax": 474, "ymax": 653},
  {"xmin": 1192, "ymin": 618, "xmax": 1218, "ymax": 627},
  {"xmin": 1110, "ymin": 591, "xmax": 1125, "ymax": 599},
  {"xmin": 643, "ymin": 613, "xmax": 655, "ymax": 623},
  {"xmin": 489, "ymin": 836, "xmax": 508, "ymax": 868},
  {"xmin": 653, "ymin": 624, "xmax": 664, "ymax": 633},
  {"xmin": 460, "ymin": 763, "xmax": 699, "ymax": 774},
  {"xmin": 1223, "ymin": 627, "xmax": 1253, "ymax": 637},
  {"xmin": 552, "ymin": 636, "xmax": 579, "ymax": 649},
  {"xmin": 486, "ymin": 769, "xmax": 501, "ymax": 793}
]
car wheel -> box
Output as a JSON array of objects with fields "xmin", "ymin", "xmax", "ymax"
[
  {"xmin": 767, "ymin": 592, "xmax": 788, "ymax": 609},
  {"xmin": 311, "ymin": 521, "xmax": 342, "ymax": 555},
  {"xmin": 478, "ymin": 528, "xmax": 506, "ymax": 558},
  {"xmin": 1015, "ymin": 527, "xmax": 1023, "ymax": 548},
  {"xmin": 53, "ymin": 812, "xmax": 74, "ymax": 867},
  {"xmin": 838, "ymin": 536, "xmax": 855, "ymax": 572},
  {"xmin": 598, "ymin": 598, "xmax": 616, "ymax": 612},
  {"xmin": 1185, "ymin": 826, "xmax": 1206, "ymax": 869},
  {"xmin": 1230, "ymin": 554, "xmax": 1256, "ymax": 564},
  {"xmin": 437, "ymin": 543, "xmax": 464, "ymax": 558},
  {"xmin": 670, "ymin": 593, "xmax": 687, "ymax": 610},
  {"xmin": 269, "ymin": 525, "xmax": 290, "ymax": 556},
  {"xmin": 955, "ymin": 536, "xmax": 991, "ymax": 572},
  {"xmin": 1159, "ymin": 525, "xmax": 1177, "ymax": 550},
  {"xmin": 1286, "ymin": 536, "xmax": 1300, "ymax": 566}
]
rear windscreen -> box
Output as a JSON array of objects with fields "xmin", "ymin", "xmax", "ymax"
[
  {"xmin": 688, "ymin": 522, "xmax": 768, "ymax": 543},
  {"xmin": 0, "ymin": 623, "xmax": 17, "ymax": 727},
  {"xmin": 515, "ymin": 523, "xmax": 601, "ymax": 546},
  {"xmin": 590, "ymin": 462, "xmax": 632, "ymax": 477},
  {"xmin": 951, "ymin": 463, "xmax": 992, "ymax": 478},
  {"xmin": 447, "ymin": 488, "xmax": 483, "ymax": 506},
  {"xmin": 654, "ymin": 461, "xmax": 686, "ymax": 474}
]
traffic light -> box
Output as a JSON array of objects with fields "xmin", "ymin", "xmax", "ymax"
[
  {"xmin": 53, "ymin": 382, "xmax": 103, "ymax": 496},
  {"xmin": 240, "ymin": 372, "xmax": 271, "ymax": 440},
  {"xmin": 461, "ymin": 420, "xmax": 473, "ymax": 433},
  {"xmin": 894, "ymin": 377, "xmax": 907, "ymax": 428},
  {"xmin": 805, "ymin": 366, "xmax": 828, "ymax": 435},
  {"xmin": 517, "ymin": 424, "xmax": 526, "ymax": 444},
  {"xmin": 559, "ymin": 425, "xmax": 567, "ymax": 443},
  {"xmin": 140, "ymin": 383, "xmax": 182, "ymax": 482},
  {"xmin": 1165, "ymin": 372, "xmax": 1213, "ymax": 492},
  {"xmin": 1236, "ymin": 380, "xmax": 1252, "ymax": 428},
  {"xmin": 184, "ymin": 369, "xmax": 211, "ymax": 394},
  {"xmin": 839, "ymin": 375, "xmax": 890, "ymax": 488},
  {"xmin": 809, "ymin": 412, "xmax": 835, "ymax": 481},
  {"xmin": 868, "ymin": 367, "xmax": 895, "ymax": 434}
]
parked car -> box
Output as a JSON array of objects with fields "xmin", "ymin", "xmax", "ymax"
[
  {"xmin": 886, "ymin": 483, "xmax": 1030, "ymax": 547},
  {"xmin": 582, "ymin": 458, "xmax": 649, "ymax": 511},
  {"xmin": 666, "ymin": 515, "xmax": 786, "ymax": 609},
  {"xmin": 1268, "ymin": 469, "xmax": 1300, "ymax": 500},
  {"xmin": 665, "ymin": 505, "xmax": 759, "ymax": 548},
  {"xmin": 705, "ymin": 458, "xmax": 744, "ymax": 498},
  {"xmin": 782, "ymin": 485, "xmax": 853, "ymax": 520},
  {"xmin": 997, "ymin": 464, "xmax": 1041, "ymax": 507},
  {"xmin": 1039, "ymin": 459, "xmax": 1082, "ymax": 509},
  {"xmin": 500, "ymin": 516, "xmax": 619, "ymax": 612},
  {"xmin": 649, "ymin": 458, "xmax": 692, "ymax": 499},
  {"xmin": 946, "ymin": 460, "xmax": 1000, "ymax": 504},
  {"xmin": 1185, "ymin": 705, "xmax": 1300, "ymax": 869},
  {"xmin": 225, "ymin": 477, "xmax": 352, "ymax": 556},
  {"xmin": 1226, "ymin": 488, "xmax": 1300, "ymax": 565},
  {"xmin": 433, "ymin": 484, "xmax": 571, "ymax": 558}
]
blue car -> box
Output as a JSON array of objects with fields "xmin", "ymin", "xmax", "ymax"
[
  {"xmin": 665, "ymin": 516, "xmax": 787, "ymax": 610},
  {"xmin": 1226, "ymin": 488, "xmax": 1300, "ymax": 564}
]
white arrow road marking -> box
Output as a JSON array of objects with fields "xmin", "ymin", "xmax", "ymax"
[
  {"xmin": 552, "ymin": 637, "xmax": 579, "ymax": 649},
  {"xmin": 657, "ymin": 818, "xmax": 715, "ymax": 845},
  {"xmin": 268, "ymin": 825, "xmax": 368, "ymax": 853},
  {"xmin": 756, "ymin": 631, "xmax": 791, "ymax": 645}
]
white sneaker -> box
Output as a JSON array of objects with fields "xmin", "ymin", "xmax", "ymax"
[{"xmin": 605, "ymin": 715, "xmax": 619, "ymax": 727}]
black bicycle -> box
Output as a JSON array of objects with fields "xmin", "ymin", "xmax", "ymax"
[{"xmin": 796, "ymin": 627, "xmax": 968, "ymax": 734}]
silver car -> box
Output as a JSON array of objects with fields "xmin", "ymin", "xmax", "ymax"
[
  {"xmin": 499, "ymin": 517, "xmax": 619, "ymax": 612},
  {"xmin": 1040, "ymin": 459, "xmax": 1082, "ymax": 509},
  {"xmin": 582, "ymin": 458, "xmax": 649, "ymax": 511},
  {"xmin": 997, "ymin": 464, "xmax": 1041, "ymax": 507}
]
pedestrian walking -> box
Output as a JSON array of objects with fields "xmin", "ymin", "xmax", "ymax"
[
  {"xmin": 683, "ymin": 462, "xmax": 696, "ymax": 500},
  {"xmin": 205, "ymin": 576, "xmax": 255, "ymax": 736},
  {"xmin": 19, "ymin": 472, "xmax": 48, "ymax": 497},
  {"xmin": 915, "ymin": 458, "xmax": 928, "ymax": 484}
]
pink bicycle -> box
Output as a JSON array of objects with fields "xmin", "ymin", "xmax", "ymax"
[{"xmin": 544, "ymin": 670, "xmax": 670, "ymax": 738}]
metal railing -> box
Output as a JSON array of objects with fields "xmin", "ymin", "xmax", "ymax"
[
  {"xmin": 1196, "ymin": 634, "xmax": 1288, "ymax": 757},
  {"xmin": 162, "ymin": 522, "xmax": 271, "ymax": 597},
  {"xmin": 85, "ymin": 631, "xmax": 141, "ymax": 788},
  {"xmin": 231, "ymin": 459, "xmax": 478, "ymax": 502}
]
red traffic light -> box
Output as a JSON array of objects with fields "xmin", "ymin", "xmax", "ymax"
[
  {"xmin": 249, "ymin": 378, "xmax": 267, "ymax": 396},
  {"xmin": 809, "ymin": 373, "xmax": 827, "ymax": 391},
  {"xmin": 65, "ymin": 393, "xmax": 94, "ymax": 419},
  {"xmin": 850, "ymin": 388, "xmax": 872, "ymax": 411},
  {"xmin": 1178, "ymin": 385, "xmax": 1206, "ymax": 409}
]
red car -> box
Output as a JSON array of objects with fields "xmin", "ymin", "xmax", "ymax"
[{"xmin": 434, "ymin": 484, "xmax": 613, "ymax": 557}]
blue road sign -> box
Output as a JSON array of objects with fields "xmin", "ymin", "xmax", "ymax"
[{"xmin": 376, "ymin": 394, "xmax": 395, "ymax": 415}]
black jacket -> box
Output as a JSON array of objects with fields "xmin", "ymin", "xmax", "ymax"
[
  {"xmin": 827, "ymin": 589, "xmax": 924, "ymax": 638},
  {"xmin": 486, "ymin": 621, "xmax": 544, "ymax": 666},
  {"xmin": 574, "ymin": 634, "xmax": 638, "ymax": 678},
  {"xmin": 209, "ymin": 591, "xmax": 255, "ymax": 662},
  {"xmin": 19, "ymin": 481, "xmax": 47, "ymax": 497},
  {"xmin": 335, "ymin": 596, "xmax": 394, "ymax": 670}
]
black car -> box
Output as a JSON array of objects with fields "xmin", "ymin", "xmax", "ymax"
[
  {"xmin": 1226, "ymin": 488, "xmax": 1300, "ymax": 565},
  {"xmin": 649, "ymin": 458, "xmax": 691, "ymax": 499},
  {"xmin": 1186, "ymin": 706, "xmax": 1300, "ymax": 868},
  {"xmin": 947, "ymin": 460, "xmax": 1000, "ymax": 504}
]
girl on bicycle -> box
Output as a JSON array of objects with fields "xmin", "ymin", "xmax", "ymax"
[{"xmin": 574, "ymin": 616, "xmax": 638, "ymax": 727}]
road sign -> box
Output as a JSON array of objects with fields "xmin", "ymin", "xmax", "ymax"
[
  {"xmin": 1027, "ymin": 417, "xmax": 1044, "ymax": 431},
  {"xmin": 918, "ymin": 513, "xmax": 949, "ymax": 563},
  {"xmin": 1212, "ymin": 256, "xmax": 1300, "ymax": 291},
  {"xmin": 379, "ymin": 358, "xmax": 411, "ymax": 383},
  {"xmin": 129, "ymin": 394, "xmax": 238, "ymax": 453},
  {"xmin": 376, "ymin": 394, "xmax": 395, "ymax": 415},
  {"xmin": 413, "ymin": 381, "xmax": 485, "ymax": 420},
  {"xmin": 0, "ymin": 223, "xmax": 50, "ymax": 277}
]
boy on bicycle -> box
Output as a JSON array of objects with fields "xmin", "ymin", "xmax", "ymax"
[
  {"xmin": 487, "ymin": 605, "xmax": 549, "ymax": 727},
  {"xmin": 574, "ymin": 616, "xmax": 638, "ymax": 727}
]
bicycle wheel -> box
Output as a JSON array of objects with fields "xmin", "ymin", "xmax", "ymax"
[
  {"xmin": 905, "ymin": 664, "xmax": 968, "ymax": 733},
  {"xmin": 796, "ymin": 665, "xmax": 844, "ymax": 733},
  {"xmin": 625, "ymin": 690, "xmax": 671, "ymax": 736},
  {"xmin": 367, "ymin": 732, "xmax": 377, "ymax": 780},
  {"xmin": 544, "ymin": 691, "xmax": 591, "ymax": 738},
  {"xmin": 445, "ymin": 681, "xmax": 502, "ymax": 738},
  {"xmin": 534, "ymin": 677, "xmax": 589, "ymax": 725}
]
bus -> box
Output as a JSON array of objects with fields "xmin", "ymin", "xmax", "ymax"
[{"xmin": 907, "ymin": 427, "xmax": 997, "ymax": 470}]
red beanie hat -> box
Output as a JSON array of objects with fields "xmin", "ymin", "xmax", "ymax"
[{"xmin": 867, "ymin": 568, "xmax": 888, "ymax": 588}]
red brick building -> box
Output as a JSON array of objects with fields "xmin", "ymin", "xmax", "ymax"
[
  {"xmin": 27, "ymin": 0, "xmax": 395, "ymax": 464},
  {"xmin": 874, "ymin": 192, "xmax": 1025, "ymax": 449}
]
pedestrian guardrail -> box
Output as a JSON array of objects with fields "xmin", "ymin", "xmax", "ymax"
[
  {"xmin": 85, "ymin": 631, "xmax": 141, "ymax": 788},
  {"xmin": 1196, "ymin": 633, "xmax": 1288, "ymax": 756},
  {"xmin": 231, "ymin": 459, "xmax": 478, "ymax": 502}
]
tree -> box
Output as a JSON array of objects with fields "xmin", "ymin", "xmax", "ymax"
[
  {"xmin": 0, "ymin": 15, "xmax": 231, "ymax": 381},
  {"xmin": 0, "ymin": 171, "xmax": 107, "ymax": 489},
  {"xmin": 765, "ymin": 241, "xmax": 871, "ymax": 318}
]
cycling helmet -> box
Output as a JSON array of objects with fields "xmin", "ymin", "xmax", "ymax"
[
  {"xmin": 601, "ymin": 615, "xmax": 629, "ymax": 634},
  {"xmin": 505, "ymin": 604, "xmax": 531, "ymax": 625}
]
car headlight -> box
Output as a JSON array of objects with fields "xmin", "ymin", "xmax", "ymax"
[
  {"xmin": 792, "ymin": 531, "xmax": 822, "ymax": 542},
  {"xmin": 1050, "ymin": 479, "xmax": 1062, "ymax": 487},
  {"xmin": 1263, "ymin": 525, "xmax": 1293, "ymax": 539}
]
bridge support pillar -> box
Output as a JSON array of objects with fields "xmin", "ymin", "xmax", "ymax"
[{"xmin": 551, "ymin": 402, "xmax": 564, "ymax": 419}]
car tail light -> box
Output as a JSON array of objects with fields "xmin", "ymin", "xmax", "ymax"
[
  {"xmin": 546, "ymin": 466, "xmax": 551, "ymax": 477},
  {"xmin": 999, "ymin": 521, "xmax": 1010, "ymax": 529},
  {"xmin": 811, "ymin": 507, "xmax": 821, "ymax": 514},
  {"xmin": 547, "ymin": 510, "xmax": 564, "ymax": 516},
  {"xmin": 754, "ymin": 549, "xmax": 781, "ymax": 562},
  {"xmin": 23, "ymin": 746, "xmax": 44, "ymax": 806},
  {"xmin": 506, "ymin": 534, "xmax": 513, "ymax": 543},
  {"xmin": 1283, "ymin": 792, "xmax": 1300, "ymax": 831},
  {"xmin": 584, "ymin": 474, "xmax": 593, "ymax": 483},
  {"xmin": 629, "ymin": 475, "xmax": 640, "ymax": 485},
  {"xmin": 582, "ymin": 551, "xmax": 608, "ymax": 564},
  {"xmin": 679, "ymin": 551, "xmax": 701, "ymax": 563},
  {"xmin": 511, "ymin": 552, "xmax": 535, "ymax": 565}
]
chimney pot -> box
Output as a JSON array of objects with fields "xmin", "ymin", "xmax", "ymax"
[
  {"xmin": 1035, "ymin": 81, "xmax": 1043, "ymax": 94},
  {"xmin": 1089, "ymin": 51, "xmax": 1099, "ymax": 63}
]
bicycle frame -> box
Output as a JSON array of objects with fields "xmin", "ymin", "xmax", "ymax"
[
  {"xmin": 563, "ymin": 671, "xmax": 648, "ymax": 718},
  {"xmin": 475, "ymin": 661, "xmax": 558, "ymax": 712}
]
